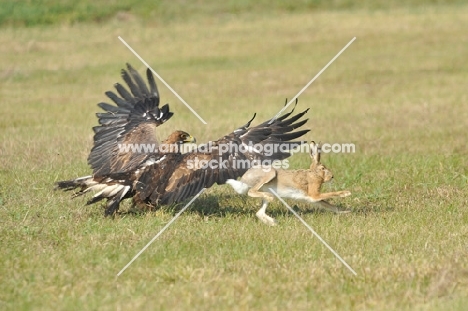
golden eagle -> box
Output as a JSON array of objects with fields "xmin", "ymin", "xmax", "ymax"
[{"xmin": 56, "ymin": 64, "xmax": 310, "ymax": 215}]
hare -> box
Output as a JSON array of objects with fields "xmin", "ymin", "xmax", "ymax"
[{"xmin": 226, "ymin": 142, "xmax": 351, "ymax": 226}]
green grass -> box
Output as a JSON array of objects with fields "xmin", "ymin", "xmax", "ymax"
[
  {"xmin": 1, "ymin": 2, "xmax": 468, "ymax": 310},
  {"xmin": 1, "ymin": 0, "xmax": 468, "ymax": 27}
]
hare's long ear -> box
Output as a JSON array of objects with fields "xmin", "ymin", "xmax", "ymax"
[{"xmin": 309, "ymin": 141, "xmax": 321, "ymax": 164}]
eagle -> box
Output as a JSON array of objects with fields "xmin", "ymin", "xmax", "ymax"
[{"xmin": 56, "ymin": 64, "xmax": 310, "ymax": 216}]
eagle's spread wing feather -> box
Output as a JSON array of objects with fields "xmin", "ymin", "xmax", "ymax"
[
  {"xmin": 136, "ymin": 108, "xmax": 310, "ymax": 205},
  {"xmin": 88, "ymin": 63, "xmax": 172, "ymax": 177}
]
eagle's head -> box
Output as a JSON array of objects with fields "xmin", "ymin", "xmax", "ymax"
[{"xmin": 164, "ymin": 130, "xmax": 196, "ymax": 145}]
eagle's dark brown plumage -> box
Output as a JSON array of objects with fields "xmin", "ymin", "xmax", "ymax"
[{"xmin": 56, "ymin": 64, "xmax": 310, "ymax": 216}]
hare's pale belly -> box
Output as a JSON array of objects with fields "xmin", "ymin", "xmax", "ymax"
[
  {"xmin": 261, "ymin": 184, "xmax": 309, "ymax": 200},
  {"xmin": 226, "ymin": 179, "xmax": 310, "ymax": 201},
  {"xmin": 226, "ymin": 179, "xmax": 325, "ymax": 203}
]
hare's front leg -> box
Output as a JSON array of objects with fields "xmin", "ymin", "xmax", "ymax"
[
  {"xmin": 308, "ymin": 183, "xmax": 351, "ymax": 201},
  {"xmin": 317, "ymin": 190, "xmax": 351, "ymax": 200}
]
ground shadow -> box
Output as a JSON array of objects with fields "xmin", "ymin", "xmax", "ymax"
[{"xmin": 115, "ymin": 193, "xmax": 393, "ymax": 219}]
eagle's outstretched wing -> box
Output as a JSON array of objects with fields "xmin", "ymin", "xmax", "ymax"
[
  {"xmin": 134, "ymin": 107, "xmax": 309, "ymax": 205},
  {"xmin": 88, "ymin": 63, "xmax": 173, "ymax": 177}
]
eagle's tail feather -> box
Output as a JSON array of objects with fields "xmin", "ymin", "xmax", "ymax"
[
  {"xmin": 56, "ymin": 176, "xmax": 131, "ymax": 216},
  {"xmin": 85, "ymin": 184, "xmax": 131, "ymax": 216},
  {"xmin": 55, "ymin": 175, "xmax": 93, "ymax": 191}
]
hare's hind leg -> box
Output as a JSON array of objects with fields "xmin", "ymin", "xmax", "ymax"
[
  {"xmin": 255, "ymin": 200, "xmax": 277, "ymax": 226},
  {"xmin": 245, "ymin": 169, "xmax": 277, "ymax": 226}
]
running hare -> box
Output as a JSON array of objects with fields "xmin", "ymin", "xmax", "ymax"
[{"xmin": 226, "ymin": 142, "xmax": 351, "ymax": 225}]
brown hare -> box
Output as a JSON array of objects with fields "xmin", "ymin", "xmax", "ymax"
[{"xmin": 226, "ymin": 142, "xmax": 351, "ymax": 225}]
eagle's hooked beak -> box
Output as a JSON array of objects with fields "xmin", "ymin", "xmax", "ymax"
[{"xmin": 184, "ymin": 135, "xmax": 196, "ymax": 144}]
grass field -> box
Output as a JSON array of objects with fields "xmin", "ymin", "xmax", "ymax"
[{"xmin": 1, "ymin": 1, "xmax": 468, "ymax": 310}]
